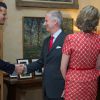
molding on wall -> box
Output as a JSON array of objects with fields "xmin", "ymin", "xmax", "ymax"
[{"xmin": 16, "ymin": 0, "xmax": 79, "ymax": 9}]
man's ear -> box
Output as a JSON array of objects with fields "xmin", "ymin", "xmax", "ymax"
[{"xmin": 54, "ymin": 19, "xmax": 58, "ymax": 25}]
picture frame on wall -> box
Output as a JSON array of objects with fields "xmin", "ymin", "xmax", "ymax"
[
  {"xmin": 16, "ymin": 0, "xmax": 79, "ymax": 9},
  {"xmin": 17, "ymin": 59, "xmax": 33, "ymax": 79},
  {"xmin": 32, "ymin": 59, "xmax": 43, "ymax": 76},
  {"xmin": 23, "ymin": 17, "xmax": 73, "ymax": 59}
]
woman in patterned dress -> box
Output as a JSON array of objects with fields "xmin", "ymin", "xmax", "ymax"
[{"xmin": 60, "ymin": 5, "xmax": 100, "ymax": 100}]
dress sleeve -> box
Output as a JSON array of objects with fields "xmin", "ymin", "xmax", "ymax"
[{"xmin": 62, "ymin": 35, "xmax": 72, "ymax": 55}]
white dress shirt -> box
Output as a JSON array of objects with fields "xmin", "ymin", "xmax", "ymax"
[{"xmin": 52, "ymin": 29, "xmax": 62, "ymax": 43}]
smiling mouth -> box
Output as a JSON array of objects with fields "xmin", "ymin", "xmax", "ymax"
[{"xmin": 0, "ymin": 21, "xmax": 5, "ymax": 25}]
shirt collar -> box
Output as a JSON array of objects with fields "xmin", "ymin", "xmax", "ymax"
[{"xmin": 52, "ymin": 29, "xmax": 62, "ymax": 40}]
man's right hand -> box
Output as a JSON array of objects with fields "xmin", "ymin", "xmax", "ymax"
[{"xmin": 15, "ymin": 64, "xmax": 25, "ymax": 74}]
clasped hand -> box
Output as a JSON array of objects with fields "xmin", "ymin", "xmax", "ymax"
[{"xmin": 15, "ymin": 64, "xmax": 25, "ymax": 74}]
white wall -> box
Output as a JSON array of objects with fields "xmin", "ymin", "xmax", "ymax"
[{"xmin": 3, "ymin": 0, "xmax": 100, "ymax": 63}]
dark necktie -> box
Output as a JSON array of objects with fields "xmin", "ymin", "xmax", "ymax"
[{"xmin": 49, "ymin": 35, "xmax": 54, "ymax": 50}]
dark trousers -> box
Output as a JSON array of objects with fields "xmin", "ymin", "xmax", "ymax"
[
  {"xmin": 44, "ymin": 89, "xmax": 64, "ymax": 100},
  {"xmin": 44, "ymin": 96, "xmax": 64, "ymax": 100}
]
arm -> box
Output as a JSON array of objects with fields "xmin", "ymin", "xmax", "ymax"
[
  {"xmin": 96, "ymin": 54, "xmax": 100, "ymax": 69},
  {"xmin": 60, "ymin": 54, "xmax": 70, "ymax": 80},
  {"xmin": 0, "ymin": 59, "xmax": 15, "ymax": 74},
  {"xmin": 26, "ymin": 39, "xmax": 46, "ymax": 73},
  {"xmin": 26, "ymin": 58, "xmax": 44, "ymax": 73},
  {"xmin": 0, "ymin": 59, "xmax": 25, "ymax": 75}
]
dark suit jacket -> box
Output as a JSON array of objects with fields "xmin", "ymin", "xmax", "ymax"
[
  {"xmin": 27, "ymin": 31, "xmax": 66, "ymax": 98},
  {"xmin": 0, "ymin": 59, "xmax": 15, "ymax": 74}
]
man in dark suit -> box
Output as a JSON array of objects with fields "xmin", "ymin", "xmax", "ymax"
[
  {"xmin": 0, "ymin": 2, "xmax": 24, "ymax": 74},
  {"xmin": 24, "ymin": 10, "xmax": 66, "ymax": 100}
]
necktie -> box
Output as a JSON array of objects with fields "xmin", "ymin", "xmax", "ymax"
[{"xmin": 49, "ymin": 35, "xmax": 54, "ymax": 50}]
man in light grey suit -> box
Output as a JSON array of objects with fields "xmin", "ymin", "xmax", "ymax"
[{"xmin": 25, "ymin": 10, "xmax": 66, "ymax": 100}]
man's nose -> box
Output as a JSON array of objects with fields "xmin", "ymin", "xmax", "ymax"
[{"xmin": 4, "ymin": 15, "xmax": 8, "ymax": 20}]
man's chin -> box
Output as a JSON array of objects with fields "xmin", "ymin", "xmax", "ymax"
[
  {"xmin": 0, "ymin": 22, "xmax": 5, "ymax": 25},
  {"xmin": 46, "ymin": 28, "xmax": 50, "ymax": 33}
]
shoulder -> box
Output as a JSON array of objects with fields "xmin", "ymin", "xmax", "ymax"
[
  {"xmin": 44, "ymin": 36, "xmax": 50, "ymax": 42},
  {"xmin": 95, "ymin": 34, "xmax": 100, "ymax": 43},
  {"xmin": 92, "ymin": 33, "xmax": 100, "ymax": 40},
  {"xmin": 97, "ymin": 34, "xmax": 100, "ymax": 39},
  {"xmin": 65, "ymin": 32, "xmax": 79, "ymax": 40},
  {"xmin": 42, "ymin": 36, "xmax": 50, "ymax": 46},
  {"xmin": 60, "ymin": 32, "xmax": 66, "ymax": 39}
]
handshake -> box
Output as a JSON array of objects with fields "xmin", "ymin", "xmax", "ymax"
[{"xmin": 14, "ymin": 64, "xmax": 26, "ymax": 74}]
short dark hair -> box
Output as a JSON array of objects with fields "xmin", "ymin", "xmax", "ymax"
[
  {"xmin": 75, "ymin": 5, "xmax": 100, "ymax": 33},
  {"xmin": 0, "ymin": 2, "xmax": 7, "ymax": 9}
]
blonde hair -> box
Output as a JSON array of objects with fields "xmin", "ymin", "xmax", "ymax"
[{"xmin": 76, "ymin": 5, "xmax": 100, "ymax": 33}]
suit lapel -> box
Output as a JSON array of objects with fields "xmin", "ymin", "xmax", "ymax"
[
  {"xmin": 47, "ymin": 32, "xmax": 64, "ymax": 54},
  {"xmin": 45, "ymin": 36, "xmax": 50, "ymax": 55}
]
